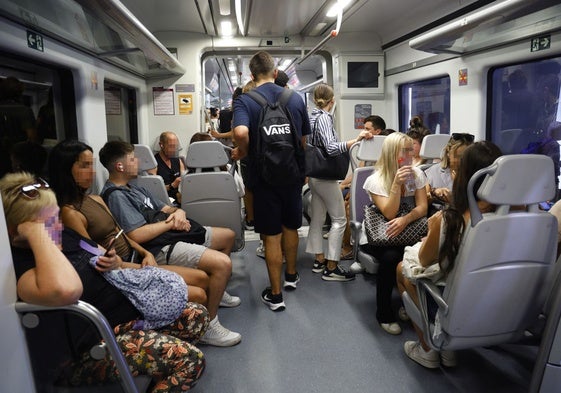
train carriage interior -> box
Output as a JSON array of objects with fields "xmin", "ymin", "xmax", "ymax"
[{"xmin": 1, "ymin": 0, "xmax": 561, "ymax": 392}]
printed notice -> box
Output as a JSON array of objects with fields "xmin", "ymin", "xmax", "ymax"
[
  {"xmin": 104, "ymin": 88, "xmax": 121, "ymax": 115},
  {"xmin": 354, "ymin": 104, "xmax": 372, "ymax": 129},
  {"xmin": 153, "ymin": 87, "xmax": 175, "ymax": 115},
  {"xmin": 178, "ymin": 94, "xmax": 193, "ymax": 115}
]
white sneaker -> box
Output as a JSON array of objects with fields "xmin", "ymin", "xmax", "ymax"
[
  {"xmin": 404, "ymin": 341, "xmax": 440, "ymax": 368},
  {"xmin": 440, "ymin": 350, "xmax": 457, "ymax": 367},
  {"xmin": 256, "ymin": 243, "xmax": 265, "ymax": 259},
  {"xmin": 219, "ymin": 291, "xmax": 241, "ymax": 308},
  {"xmin": 349, "ymin": 261, "xmax": 365, "ymax": 274},
  {"xmin": 380, "ymin": 322, "xmax": 402, "ymax": 335},
  {"xmin": 200, "ymin": 317, "xmax": 241, "ymax": 347}
]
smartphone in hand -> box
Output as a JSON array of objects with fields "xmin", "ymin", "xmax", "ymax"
[{"xmin": 104, "ymin": 229, "xmax": 124, "ymax": 256}]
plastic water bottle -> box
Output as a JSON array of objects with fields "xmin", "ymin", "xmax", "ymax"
[{"xmin": 398, "ymin": 156, "xmax": 416, "ymax": 193}]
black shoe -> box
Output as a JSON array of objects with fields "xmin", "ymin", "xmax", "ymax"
[
  {"xmin": 283, "ymin": 272, "xmax": 300, "ymax": 290},
  {"xmin": 322, "ymin": 265, "xmax": 356, "ymax": 282},
  {"xmin": 261, "ymin": 287, "xmax": 285, "ymax": 311},
  {"xmin": 244, "ymin": 220, "xmax": 254, "ymax": 231},
  {"xmin": 312, "ymin": 259, "xmax": 326, "ymax": 273}
]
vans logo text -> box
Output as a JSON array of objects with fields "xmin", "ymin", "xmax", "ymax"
[{"xmin": 263, "ymin": 124, "xmax": 291, "ymax": 135}]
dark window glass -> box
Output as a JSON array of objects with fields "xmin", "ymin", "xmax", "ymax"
[{"xmin": 398, "ymin": 76, "xmax": 450, "ymax": 134}]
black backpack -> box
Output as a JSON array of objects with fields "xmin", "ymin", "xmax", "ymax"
[{"xmin": 246, "ymin": 89, "xmax": 305, "ymax": 186}]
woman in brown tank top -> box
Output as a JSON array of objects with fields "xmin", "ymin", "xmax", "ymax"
[{"xmin": 48, "ymin": 139, "xmax": 209, "ymax": 305}]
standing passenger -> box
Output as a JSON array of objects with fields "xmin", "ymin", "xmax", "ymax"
[
  {"xmin": 232, "ymin": 51, "xmax": 311, "ymax": 311},
  {"xmin": 306, "ymin": 83, "xmax": 372, "ymax": 281}
]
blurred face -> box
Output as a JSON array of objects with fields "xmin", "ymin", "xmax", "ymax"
[
  {"xmin": 398, "ymin": 140, "xmax": 414, "ymax": 166},
  {"xmin": 364, "ymin": 121, "xmax": 379, "ymax": 135},
  {"xmin": 123, "ymin": 152, "xmax": 138, "ymax": 178},
  {"xmin": 412, "ymin": 139, "xmax": 421, "ymax": 158},
  {"xmin": 37, "ymin": 204, "xmax": 63, "ymax": 246},
  {"xmin": 449, "ymin": 144, "xmax": 468, "ymax": 176},
  {"xmin": 71, "ymin": 149, "xmax": 95, "ymax": 190},
  {"xmin": 160, "ymin": 134, "xmax": 179, "ymax": 158}
]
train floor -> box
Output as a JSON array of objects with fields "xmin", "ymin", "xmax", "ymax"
[{"xmin": 194, "ymin": 228, "xmax": 537, "ymax": 393}]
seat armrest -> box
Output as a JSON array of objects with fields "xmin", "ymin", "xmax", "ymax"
[{"xmin": 15, "ymin": 300, "xmax": 142, "ymax": 393}]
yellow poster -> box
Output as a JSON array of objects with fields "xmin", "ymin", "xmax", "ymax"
[{"xmin": 178, "ymin": 94, "xmax": 193, "ymax": 115}]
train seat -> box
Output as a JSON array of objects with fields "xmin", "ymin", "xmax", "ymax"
[
  {"xmin": 419, "ymin": 134, "xmax": 450, "ymax": 171},
  {"xmin": 130, "ymin": 144, "xmax": 170, "ymax": 205},
  {"xmin": 181, "ymin": 141, "xmax": 244, "ymax": 251},
  {"xmin": 402, "ymin": 154, "xmax": 558, "ymax": 351},
  {"xmin": 348, "ymin": 136, "xmax": 387, "ymax": 274}
]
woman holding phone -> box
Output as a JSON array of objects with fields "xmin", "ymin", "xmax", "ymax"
[{"xmin": 47, "ymin": 139, "xmax": 209, "ymax": 305}]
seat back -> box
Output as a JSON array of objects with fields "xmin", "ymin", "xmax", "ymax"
[
  {"xmin": 129, "ymin": 144, "xmax": 170, "ymax": 204},
  {"xmin": 349, "ymin": 135, "xmax": 387, "ymax": 170},
  {"xmin": 181, "ymin": 141, "xmax": 244, "ymax": 251},
  {"xmin": 350, "ymin": 166, "xmax": 379, "ymax": 273},
  {"xmin": 419, "ymin": 134, "xmax": 450, "ymax": 162},
  {"xmin": 438, "ymin": 154, "xmax": 557, "ymax": 349},
  {"xmin": 0, "ymin": 194, "xmax": 36, "ymax": 392}
]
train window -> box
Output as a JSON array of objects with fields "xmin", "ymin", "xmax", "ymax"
[
  {"xmin": 488, "ymin": 58, "xmax": 561, "ymax": 196},
  {"xmin": 104, "ymin": 81, "xmax": 138, "ymax": 143},
  {"xmin": 0, "ymin": 53, "xmax": 77, "ymax": 177},
  {"xmin": 398, "ymin": 76, "xmax": 450, "ymax": 134}
]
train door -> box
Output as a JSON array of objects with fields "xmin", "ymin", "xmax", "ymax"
[{"xmin": 104, "ymin": 81, "xmax": 138, "ymax": 143}]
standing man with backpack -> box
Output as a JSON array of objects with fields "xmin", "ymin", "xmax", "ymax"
[{"xmin": 232, "ymin": 51, "xmax": 311, "ymax": 311}]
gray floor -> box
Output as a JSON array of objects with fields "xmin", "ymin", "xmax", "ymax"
[{"xmin": 193, "ymin": 232, "xmax": 537, "ymax": 393}]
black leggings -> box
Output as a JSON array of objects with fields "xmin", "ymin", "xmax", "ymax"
[{"xmin": 361, "ymin": 244, "xmax": 405, "ymax": 323}]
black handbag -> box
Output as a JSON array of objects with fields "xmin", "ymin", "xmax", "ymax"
[
  {"xmin": 363, "ymin": 203, "xmax": 428, "ymax": 247},
  {"xmin": 305, "ymin": 113, "xmax": 350, "ymax": 180},
  {"xmin": 305, "ymin": 144, "xmax": 350, "ymax": 180}
]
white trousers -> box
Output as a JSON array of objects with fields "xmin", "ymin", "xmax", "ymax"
[{"xmin": 305, "ymin": 177, "xmax": 346, "ymax": 261}]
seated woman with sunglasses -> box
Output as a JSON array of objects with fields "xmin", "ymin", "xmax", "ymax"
[
  {"xmin": 424, "ymin": 133, "xmax": 474, "ymax": 210},
  {"xmin": 47, "ymin": 139, "xmax": 208, "ymax": 306},
  {"xmin": 1, "ymin": 172, "xmax": 208, "ymax": 392}
]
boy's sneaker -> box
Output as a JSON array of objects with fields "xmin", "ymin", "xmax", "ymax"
[
  {"xmin": 261, "ymin": 287, "xmax": 285, "ymax": 311},
  {"xmin": 312, "ymin": 260, "xmax": 326, "ymax": 273},
  {"xmin": 256, "ymin": 243, "xmax": 265, "ymax": 259},
  {"xmin": 283, "ymin": 272, "xmax": 300, "ymax": 290},
  {"xmin": 404, "ymin": 341, "xmax": 440, "ymax": 369},
  {"xmin": 219, "ymin": 291, "xmax": 241, "ymax": 308},
  {"xmin": 244, "ymin": 220, "xmax": 254, "ymax": 231},
  {"xmin": 322, "ymin": 265, "xmax": 356, "ymax": 282},
  {"xmin": 200, "ymin": 317, "xmax": 241, "ymax": 347}
]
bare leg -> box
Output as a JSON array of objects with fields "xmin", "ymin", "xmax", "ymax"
[
  {"xmin": 160, "ymin": 265, "xmax": 209, "ymax": 292},
  {"xmin": 187, "ymin": 286, "xmax": 208, "ymax": 306},
  {"xmin": 397, "ymin": 262, "xmax": 430, "ymax": 350},
  {"xmin": 209, "ymin": 227, "xmax": 235, "ymax": 255},
  {"xmin": 196, "ymin": 249, "xmax": 232, "ymax": 319},
  {"xmin": 264, "ymin": 233, "xmax": 283, "ymax": 294},
  {"xmin": 282, "ymin": 226, "xmax": 299, "ymax": 276},
  {"xmin": 244, "ymin": 189, "xmax": 254, "ymax": 222}
]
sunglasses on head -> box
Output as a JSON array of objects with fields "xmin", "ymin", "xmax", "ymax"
[
  {"xmin": 20, "ymin": 178, "xmax": 50, "ymax": 199},
  {"xmin": 451, "ymin": 133, "xmax": 475, "ymax": 143}
]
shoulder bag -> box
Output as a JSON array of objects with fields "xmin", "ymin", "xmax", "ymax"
[
  {"xmin": 305, "ymin": 113, "xmax": 350, "ymax": 180},
  {"xmin": 364, "ymin": 203, "xmax": 428, "ymax": 247}
]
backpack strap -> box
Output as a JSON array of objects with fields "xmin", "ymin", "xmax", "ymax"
[
  {"xmin": 101, "ymin": 186, "xmax": 120, "ymax": 204},
  {"xmin": 246, "ymin": 89, "xmax": 294, "ymax": 108}
]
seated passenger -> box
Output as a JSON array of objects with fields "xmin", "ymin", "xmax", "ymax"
[
  {"xmin": 1, "ymin": 172, "xmax": 208, "ymax": 391},
  {"xmin": 406, "ymin": 129, "xmax": 430, "ymax": 167},
  {"xmin": 148, "ymin": 131, "xmax": 186, "ymax": 205},
  {"xmin": 186, "ymin": 132, "xmax": 245, "ymax": 197},
  {"xmin": 361, "ymin": 132, "xmax": 428, "ymax": 335},
  {"xmin": 424, "ymin": 133, "xmax": 474, "ymax": 209},
  {"xmin": 48, "ymin": 139, "xmax": 208, "ymax": 305},
  {"xmin": 99, "ymin": 140, "xmax": 241, "ymax": 347},
  {"xmin": 396, "ymin": 141, "xmax": 502, "ymax": 368}
]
